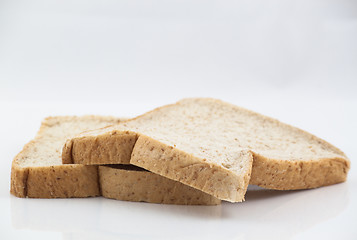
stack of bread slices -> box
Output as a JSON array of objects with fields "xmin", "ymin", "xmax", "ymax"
[{"xmin": 11, "ymin": 98, "xmax": 350, "ymax": 205}]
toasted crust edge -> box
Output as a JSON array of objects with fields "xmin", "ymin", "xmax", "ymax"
[{"xmin": 10, "ymin": 164, "xmax": 29, "ymax": 197}]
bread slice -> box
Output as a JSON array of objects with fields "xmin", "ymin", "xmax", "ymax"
[
  {"xmin": 99, "ymin": 165, "xmax": 220, "ymax": 205},
  {"xmin": 11, "ymin": 115, "xmax": 219, "ymax": 205},
  {"xmin": 62, "ymin": 98, "xmax": 350, "ymax": 202},
  {"xmin": 10, "ymin": 116, "xmax": 122, "ymax": 198}
]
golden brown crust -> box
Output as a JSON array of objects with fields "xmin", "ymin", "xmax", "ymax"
[
  {"xmin": 10, "ymin": 164, "xmax": 29, "ymax": 197},
  {"xmin": 63, "ymin": 130, "xmax": 138, "ymax": 165},
  {"xmin": 62, "ymin": 139, "xmax": 74, "ymax": 164},
  {"xmin": 11, "ymin": 139, "xmax": 36, "ymax": 198},
  {"xmin": 26, "ymin": 165, "xmax": 99, "ymax": 198},
  {"xmin": 99, "ymin": 166, "xmax": 221, "ymax": 205},
  {"xmin": 250, "ymin": 153, "xmax": 350, "ymax": 190}
]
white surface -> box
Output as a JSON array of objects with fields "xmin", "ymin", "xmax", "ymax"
[{"xmin": 0, "ymin": 0, "xmax": 357, "ymax": 239}]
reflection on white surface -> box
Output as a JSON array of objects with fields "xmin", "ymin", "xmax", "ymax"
[{"xmin": 10, "ymin": 183, "xmax": 349, "ymax": 240}]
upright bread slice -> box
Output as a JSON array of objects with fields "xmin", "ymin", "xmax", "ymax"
[
  {"xmin": 63, "ymin": 98, "xmax": 350, "ymax": 202},
  {"xmin": 99, "ymin": 165, "xmax": 220, "ymax": 205},
  {"xmin": 11, "ymin": 116, "xmax": 122, "ymax": 198}
]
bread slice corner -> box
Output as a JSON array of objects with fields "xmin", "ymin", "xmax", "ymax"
[{"xmin": 11, "ymin": 116, "xmax": 122, "ymax": 198}]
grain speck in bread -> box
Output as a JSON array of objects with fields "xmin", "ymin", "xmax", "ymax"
[{"xmin": 63, "ymin": 98, "xmax": 350, "ymax": 202}]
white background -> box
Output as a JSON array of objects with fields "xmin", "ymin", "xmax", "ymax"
[{"xmin": 0, "ymin": 0, "xmax": 356, "ymax": 239}]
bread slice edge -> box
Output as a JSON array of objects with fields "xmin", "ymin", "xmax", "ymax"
[
  {"xmin": 250, "ymin": 152, "xmax": 350, "ymax": 190},
  {"xmin": 99, "ymin": 165, "xmax": 221, "ymax": 205},
  {"xmin": 130, "ymin": 134, "xmax": 253, "ymax": 202}
]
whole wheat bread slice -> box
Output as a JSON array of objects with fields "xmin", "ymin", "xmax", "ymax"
[
  {"xmin": 11, "ymin": 116, "xmax": 122, "ymax": 198},
  {"xmin": 11, "ymin": 115, "xmax": 219, "ymax": 205},
  {"xmin": 100, "ymin": 165, "xmax": 220, "ymax": 205},
  {"xmin": 63, "ymin": 98, "xmax": 350, "ymax": 202}
]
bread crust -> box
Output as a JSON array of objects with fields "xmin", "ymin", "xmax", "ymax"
[
  {"xmin": 99, "ymin": 166, "xmax": 221, "ymax": 205},
  {"xmin": 10, "ymin": 164, "xmax": 29, "ymax": 197},
  {"xmin": 250, "ymin": 153, "xmax": 350, "ymax": 190},
  {"xmin": 63, "ymin": 130, "xmax": 138, "ymax": 165}
]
